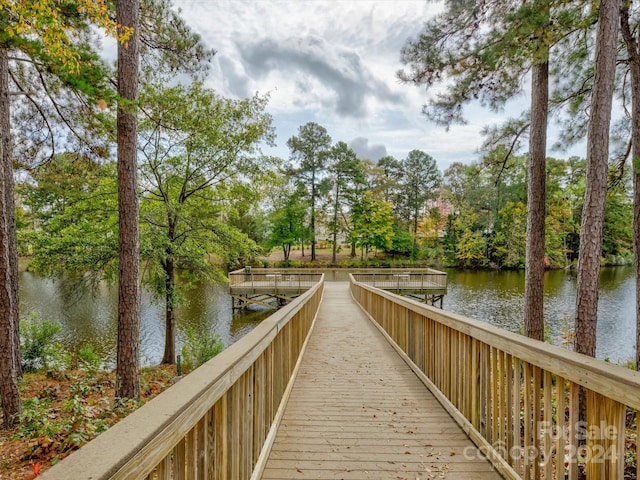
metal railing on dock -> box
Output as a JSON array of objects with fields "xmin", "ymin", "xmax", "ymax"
[
  {"xmin": 351, "ymin": 269, "xmax": 447, "ymax": 307},
  {"xmin": 229, "ymin": 269, "xmax": 323, "ymax": 292},
  {"xmin": 351, "ymin": 269, "xmax": 447, "ymax": 290}
]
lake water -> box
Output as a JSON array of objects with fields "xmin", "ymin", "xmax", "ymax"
[
  {"xmin": 18, "ymin": 272, "xmax": 271, "ymax": 366},
  {"xmin": 443, "ymin": 267, "xmax": 636, "ymax": 363},
  {"xmin": 18, "ymin": 266, "xmax": 636, "ymax": 366}
]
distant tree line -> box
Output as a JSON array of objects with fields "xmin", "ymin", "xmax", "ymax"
[{"xmin": 261, "ymin": 129, "xmax": 632, "ymax": 271}]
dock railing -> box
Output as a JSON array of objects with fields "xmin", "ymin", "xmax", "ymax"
[
  {"xmin": 40, "ymin": 276, "xmax": 324, "ymax": 480},
  {"xmin": 229, "ymin": 267, "xmax": 448, "ymax": 284},
  {"xmin": 229, "ymin": 268, "xmax": 323, "ymax": 292},
  {"xmin": 351, "ymin": 268, "xmax": 447, "ymax": 291},
  {"xmin": 351, "ymin": 275, "xmax": 640, "ymax": 480}
]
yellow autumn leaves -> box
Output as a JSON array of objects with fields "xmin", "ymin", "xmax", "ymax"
[{"xmin": 0, "ymin": 0, "xmax": 133, "ymax": 73}]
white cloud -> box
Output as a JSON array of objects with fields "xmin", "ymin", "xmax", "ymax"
[
  {"xmin": 174, "ymin": 0, "xmax": 577, "ymax": 171},
  {"xmin": 349, "ymin": 137, "xmax": 387, "ymax": 161}
]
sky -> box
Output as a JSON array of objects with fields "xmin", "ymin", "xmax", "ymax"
[{"xmin": 173, "ymin": 0, "xmax": 536, "ymax": 171}]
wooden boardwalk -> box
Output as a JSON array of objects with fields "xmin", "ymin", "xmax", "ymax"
[{"xmin": 259, "ymin": 282, "xmax": 501, "ymax": 480}]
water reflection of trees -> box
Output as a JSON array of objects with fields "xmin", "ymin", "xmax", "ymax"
[
  {"xmin": 445, "ymin": 267, "xmax": 635, "ymax": 362},
  {"xmin": 20, "ymin": 273, "xmax": 273, "ymax": 366}
]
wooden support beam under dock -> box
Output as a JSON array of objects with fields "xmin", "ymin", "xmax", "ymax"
[
  {"xmin": 257, "ymin": 282, "xmax": 500, "ymax": 479},
  {"xmin": 229, "ymin": 271, "xmax": 323, "ymax": 310}
]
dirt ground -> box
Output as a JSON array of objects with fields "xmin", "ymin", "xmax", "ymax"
[{"xmin": 0, "ymin": 366, "xmax": 176, "ymax": 479}]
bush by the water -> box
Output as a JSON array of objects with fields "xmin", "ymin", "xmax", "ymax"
[
  {"xmin": 20, "ymin": 312, "xmax": 65, "ymax": 373},
  {"xmin": 180, "ymin": 326, "xmax": 224, "ymax": 373}
]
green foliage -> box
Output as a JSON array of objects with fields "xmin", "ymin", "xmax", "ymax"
[
  {"xmin": 78, "ymin": 344, "xmax": 102, "ymax": 378},
  {"xmin": 372, "ymin": 155, "xmax": 404, "ymax": 206},
  {"xmin": 138, "ymin": 82, "xmax": 273, "ymax": 292},
  {"xmin": 455, "ymin": 230, "xmax": 488, "ymax": 268},
  {"xmin": 61, "ymin": 392, "xmax": 110, "ymax": 449},
  {"xmin": 18, "ymin": 154, "xmax": 118, "ymax": 280},
  {"xmin": 388, "ymin": 227, "xmax": 413, "ymax": 256},
  {"xmin": 20, "ymin": 314, "xmax": 110, "ymax": 380},
  {"xmin": 286, "ymin": 122, "xmax": 333, "ymax": 259},
  {"xmin": 180, "ymin": 327, "xmax": 224, "ymax": 373},
  {"xmin": 139, "ymin": 0, "xmax": 215, "ymax": 81},
  {"xmin": 272, "ymin": 259, "xmax": 305, "ymax": 268},
  {"xmin": 545, "ymin": 201, "xmax": 573, "ymax": 268},
  {"xmin": 20, "ymin": 312, "xmax": 66, "ymax": 373},
  {"xmin": 428, "ymin": 152, "xmax": 636, "ymax": 271},
  {"xmin": 400, "ymin": 149, "xmax": 442, "ymax": 231},
  {"xmin": 15, "ymin": 364, "xmax": 177, "ymax": 462},
  {"xmin": 137, "ymin": 81, "xmax": 273, "ymax": 361},
  {"xmin": 399, "ymin": 1, "xmax": 586, "ymax": 128},
  {"xmin": 259, "ymin": 120, "xmax": 632, "ymax": 270},
  {"xmin": 326, "ymin": 141, "xmax": 365, "ymax": 260},
  {"xmin": 287, "ymin": 122, "xmax": 332, "ymax": 180},
  {"xmin": 1, "ymin": 1, "xmax": 120, "ymax": 169},
  {"xmin": 351, "ymin": 191, "xmax": 395, "ymax": 259},
  {"xmin": 17, "ymin": 377, "xmax": 111, "ymax": 454},
  {"xmin": 493, "ymin": 201, "xmax": 527, "ymax": 269},
  {"xmin": 266, "ymin": 184, "xmax": 309, "ymax": 260},
  {"xmin": 602, "ymin": 184, "xmax": 633, "ymax": 263},
  {"xmin": 17, "ymin": 397, "xmax": 58, "ymax": 439}
]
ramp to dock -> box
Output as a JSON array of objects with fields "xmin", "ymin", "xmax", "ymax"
[{"xmin": 259, "ymin": 282, "xmax": 501, "ymax": 479}]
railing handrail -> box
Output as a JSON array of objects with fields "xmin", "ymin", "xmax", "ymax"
[
  {"xmin": 41, "ymin": 276, "xmax": 325, "ymax": 480},
  {"xmin": 230, "ymin": 267, "xmax": 446, "ymax": 274},
  {"xmin": 350, "ymin": 275, "xmax": 640, "ymax": 411},
  {"xmin": 352, "ymin": 272, "xmax": 447, "ymax": 289},
  {"xmin": 350, "ymin": 275, "xmax": 640, "ymax": 479}
]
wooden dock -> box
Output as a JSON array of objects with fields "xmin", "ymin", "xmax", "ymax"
[
  {"xmin": 229, "ymin": 272, "xmax": 323, "ymax": 310},
  {"xmin": 229, "ymin": 269, "xmax": 447, "ymax": 309},
  {"xmin": 259, "ymin": 282, "xmax": 501, "ymax": 479}
]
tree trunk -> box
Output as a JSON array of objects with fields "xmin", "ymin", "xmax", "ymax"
[
  {"xmin": 162, "ymin": 256, "xmax": 176, "ymax": 364},
  {"xmin": 412, "ymin": 209, "xmax": 419, "ymax": 256},
  {"xmin": 574, "ymin": 0, "xmax": 620, "ymax": 358},
  {"xmin": 635, "ymin": 126, "xmax": 640, "ymax": 370},
  {"xmin": 620, "ymin": 2, "xmax": 640, "ymax": 370},
  {"xmin": 0, "ymin": 50, "xmax": 20, "ymax": 380},
  {"xmin": 332, "ymin": 183, "xmax": 340, "ymax": 263},
  {"xmin": 0, "ymin": 47, "xmax": 21, "ymax": 428},
  {"xmin": 311, "ymin": 179, "xmax": 316, "ymax": 261},
  {"xmin": 524, "ymin": 59, "xmax": 549, "ymax": 342},
  {"xmin": 115, "ymin": 0, "xmax": 141, "ymax": 401},
  {"xmin": 351, "ymin": 240, "xmax": 356, "ymax": 258},
  {"xmin": 3, "ymin": 60, "xmax": 19, "ymax": 376},
  {"xmin": 162, "ymin": 213, "xmax": 177, "ymax": 364}
]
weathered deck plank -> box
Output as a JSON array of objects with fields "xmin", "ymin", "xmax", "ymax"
[{"xmin": 259, "ymin": 282, "xmax": 502, "ymax": 480}]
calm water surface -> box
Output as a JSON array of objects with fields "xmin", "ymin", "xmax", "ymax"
[
  {"xmin": 19, "ymin": 272, "xmax": 270, "ymax": 366},
  {"xmin": 19, "ymin": 267, "xmax": 636, "ymax": 366},
  {"xmin": 443, "ymin": 267, "xmax": 636, "ymax": 363}
]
